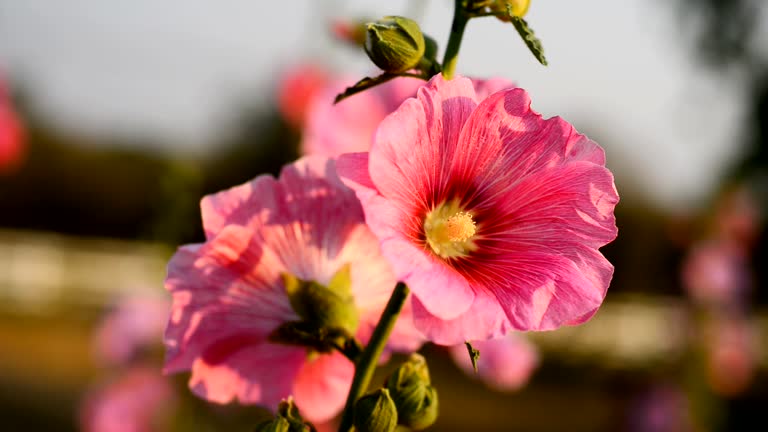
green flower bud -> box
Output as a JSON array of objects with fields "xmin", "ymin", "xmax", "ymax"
[
  {"xmin": 255, "ymin": 397, "xmax": 315, "ymax": 432},
  {"xmin": 386, "ymin": 354, "xmax": 439, "ymax": 430},
  {"xmin": 353, "ymin": 388, "xmax": 398, "ymax": 432},
  {"xmin": 282, "ymin": 264, "xmax": 358, "ymax": 336},
  {"xmin": 364, "ymin": 16, "xmax": 426, "ymax": 73},
  {"xmin": 491, "ymin": 0, "xmax": 531, "ymax": 21}
]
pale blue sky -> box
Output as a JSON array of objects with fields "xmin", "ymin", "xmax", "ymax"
[{"xmin": 0, "ymin": 0, "xmax": 764, "ymax": 209}]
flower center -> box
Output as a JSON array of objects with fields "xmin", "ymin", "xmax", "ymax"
[{"xmin": 423, "ymin": 201, "xmax": 478, "ymax": 259}]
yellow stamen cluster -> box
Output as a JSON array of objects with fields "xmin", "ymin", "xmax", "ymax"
[{"xmin": 423, "ymin": 201, "xmax": 478, "ymax": 259}]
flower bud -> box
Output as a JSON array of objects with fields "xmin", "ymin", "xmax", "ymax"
[
  {"xmin": 491, "ymin": 0, "xmax": 531, "ymax": 21},
  {"xmin": 282, "ymin": 264, "xmax": 358, "ymax": 336},
  {"xmin": 386, "ymin": 354, "xmax": 439, "ymax": 430},
  {"xmin": 364, "ymin": 16, "xmax": 426, "ymax": 73},
  {"xmin": 255, "ymin": 397, "xmax": 315, "ymax": 432},
  {"xmin": 353, "ymin": 388, "xmax": 398, "ymax": 432}
]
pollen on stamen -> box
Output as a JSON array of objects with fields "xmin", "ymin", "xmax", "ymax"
[{"xmin": 444, "ymin": 212, "xmax": 476, "ymax": 242}]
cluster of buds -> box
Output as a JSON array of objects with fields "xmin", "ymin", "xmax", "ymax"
[
  {"xmin": 353, "ymin": 354, "xmax": 438, "ymax": 432},
  {"xmin": 255, "ymin": 398, "xmax": 316, "ymax": 432}
]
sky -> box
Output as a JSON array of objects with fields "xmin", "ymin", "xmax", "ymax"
[{"xmin": 0, "ymin": 0, "xmax": 763, "ymax": 210}]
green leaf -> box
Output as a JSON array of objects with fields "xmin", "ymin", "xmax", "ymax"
[
  {"xmin": 508, "ymin": 12, "xmax": 548, "ymax": 66},
  {"xmin": 464, "ymin": 341, "xmax": 480, "ymax": 373}
]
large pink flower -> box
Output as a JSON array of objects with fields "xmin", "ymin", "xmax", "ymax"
[
  {"xmin": 449, "ymin": 334, "xmax": 539, "ymax": 392},
  {"xmin": 163, "ymin": 156, "xmax": 423, "ymax": 422},
  {"xmin": 301, "ymin": 75, "xmax": 513, "ymax": 157},
  {"xmin": 337, "ymin": 74, "xmax": 618, "ymax": 345}
]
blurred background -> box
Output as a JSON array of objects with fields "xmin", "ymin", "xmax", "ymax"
[{"xmin": 0, "ymin": 0, "xmax": 766, "ymax": 431}]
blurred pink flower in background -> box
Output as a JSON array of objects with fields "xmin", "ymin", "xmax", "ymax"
[
  {"xmin": 338, "ymin": 74, "xmax": 618, "ymax": 345},
  {"xmin": 713, "ymin": 185, "xmax": 762, "ymax": 248},
  {"xmin": 627, "ymin": 384, "xmax": 693, "ymax": 432},
  {"xmin": 449, "ymin": 334, "xmax": 539, "ymax": 392},
  {"xmin": 704, "ymin": 316, "xmax": 759, "ymax": 397},
  {"xmin": 301, "ymin": 76, "xmax": 424, "ymax": 156},
  {"xmin": 0, "ymin": 75, "xmax": 25, "ymax": 174},
  {"xmin": 276, "ymin": 64, "xmax": 330, "ymax": 129},
  {"xmin": 80, "ymin": 366, "xmax": 174, "ymax": 432},
  {"xmin": 301, "ymin": 75, "xmax": 514, "ymax": 157},
  {"xmin": 95, "ymin": 296, "xmax": 169, "ymax": 366},
  {"xmin": 681, "ymin": 240, "xmax": 751, "ymax": 310},
  {"xmin": 163, "ymin": 156, "xmax": 423, "ymax": 422}
]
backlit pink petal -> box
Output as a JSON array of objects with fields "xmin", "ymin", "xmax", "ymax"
[
  {"xmin": 449, "ymin": 333, "xmax": 539, "ymax": 392},
  {"xmin": 412, "ymin": 291, "xmax": 510, "ymax": 345},
  {"xmin": 301, "ymin": 77, "xmax": 425, "ymax": 157},
  {"xmin": 301, "ymin": 74, "xmax": 512, "ymax": 158},
  {"xmin": 292, "ymin": 351, "xmax": 355, "ymax": 422},
  {"xmin": 337, "ymin": 74, "xmax": 618, "ymax": 344},
  {"xmin": 164, "ymin": 156, "xmax": 423, "ymax": 421}
]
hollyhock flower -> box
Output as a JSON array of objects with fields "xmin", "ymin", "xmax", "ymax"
[
  {"xmin": 163, "ymin": 156, "xmax": 423, "ymax": 422},
  {"xmin": 337, "ymin": 74, "xmax": 618, "ymax": 345},
  {"xmin": 80, "ymin": 366, "xmax": 174, "ymax": 432},
  {"xmin": 301, "ymin": 75, "xmax": 513, "ymax": 157},
  {"xmin": 0, "ymin": 77, "xmax": 25, "ymax": 174},
  {"xmin": 95, "ymin": 295, "xmax": 169, "ymax": 365},
  {"xmin": 276, "ymin": 64, "xmax": 330, "ymax": 128},
  {"xmin": 449, "ymin": 334, "xmax": 539, "ymax": 391}
]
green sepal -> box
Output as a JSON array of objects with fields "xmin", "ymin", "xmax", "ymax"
[
  {"xmin": 508, "ymin": 10, "xmax": 548, "ymax": 66},
  {"xmin": 282, "ymin": 265, "xmax": 358, "ymax": 336},
  {"xmin": 464, "ymin": 341, "xmax": 480, "ymax": 373}
]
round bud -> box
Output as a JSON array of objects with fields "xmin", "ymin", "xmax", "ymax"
[
  {"xmin": 353, "ymin": 388, "xmax": 398, "ymax": 432},
  {"xmin": 364, "ymin": 16, "xmax": 426, "ymax": 73},
  {"xmin": 386, "ymin": 354, "xmax": 439, "ymax": 430}
]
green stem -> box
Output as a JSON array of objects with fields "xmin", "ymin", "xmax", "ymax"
[
  {"xmin": 337, "ymin": 282, "xmax": 410, "ymax": 432},
  {"xmin": 441, "ymin": 0, "xmax": 470, "ymax": 79}
]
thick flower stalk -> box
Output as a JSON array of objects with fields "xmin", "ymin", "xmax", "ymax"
[
  {"xmin": 338, "ymin": 74, "xmax": 618, "ymax": 345},
  {"xmin": 163, "ymin": 156, "xmax": 423, "ymax": 422}
]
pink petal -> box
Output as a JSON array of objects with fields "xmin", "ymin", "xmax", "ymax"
[
  {"xmin": 412, "ymin": 290, "xmax": 509, "ymax": 345},
  {"xmin": 368, "ymin": 75, "xmax": 478, "ymax": 210},
  {"xmin": 381, "ymin": 237, "xmax": 474, "ymax": 320},
  {"xmin": 450, "ymin": 88, "xmax": 609, "ymax": 201},
  {"xmin": 302, "ymin": 77, "xmax": 425, "ymax": 157},
  {"xmin": 292, "ymin": 351, "xmax": 355, "ymax": 422},
  {"xmin": 189, "ymin": 342, "xmax": 305, "ymax": 406}
]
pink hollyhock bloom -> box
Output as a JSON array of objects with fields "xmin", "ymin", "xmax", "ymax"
[
  {"xmin": 80, "ymin": 366, "xmax": 174, "ymax": 432},
  {"xmin": 163, "ymin": 156, "xmax": 423, "ymax": 422},
  {"xmin": 337, "ymin": 74, "xmax": 618, "ymax": 345},
  {"xmin": 277, "ymin": 64, "xmax": 330, "ymax": 128},
  {"xmin": 449, "ymin": 334, "xmax": 539, "ymax": 391},
  {"xmin": 681, "ymin": 240, "xmax": 751, "ymax": 309},
  {"xmin": 301, "ymin": 76, "xmax": 514, "ymax": 157},
  {"xmin": 95, "ymin": 295, "xmax": 169, "ymax": 365},
  {"xmin": 338, "ymin": 75, "xmax": 618, "ymax": 345},
  {"xmin": 0, "ymin": 77, "xmax": 25, "ymax": 174}
]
